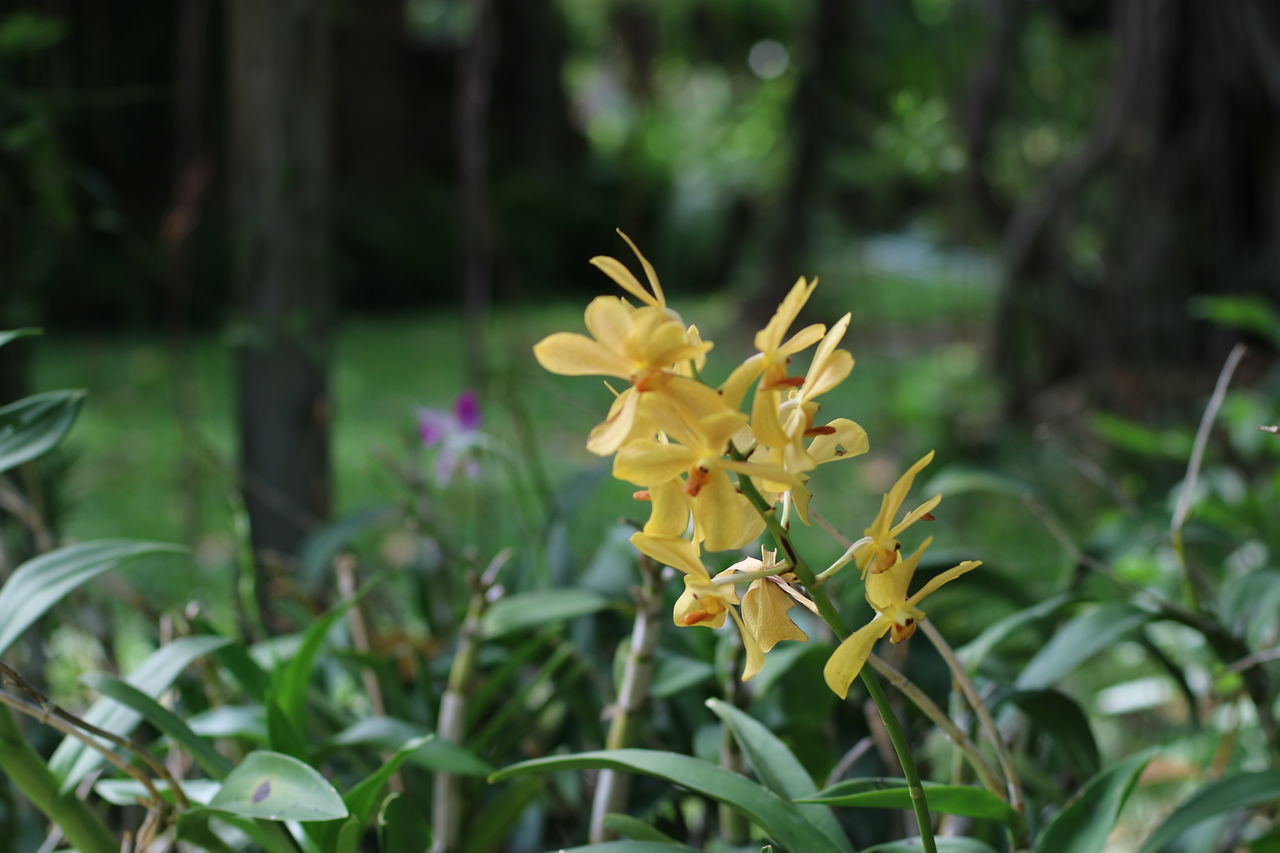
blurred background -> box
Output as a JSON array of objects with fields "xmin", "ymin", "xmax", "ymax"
[{"xmin": 2, "ymin": 0, "xmax": 1279, "ymax": 630}]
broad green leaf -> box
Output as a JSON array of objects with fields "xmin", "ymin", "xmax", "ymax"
[
  {"xmin": 49, "ymin": 635, "xmax": 230, "ymax": 789},
  {"xmin": 1016, "ymin": 603, "xmax": 1150, "ymax": 690},
  {"xmin": 187, "ymin": 705, "xmax": 268, "ymax": 741},
  {"xmin": 863, "ymin": 839, "xmax": 1000, "ymax": 853},
  {"xmin": 491, "ymin": 749, "xmax": 844, "ymax": 853},
  {"xmin": 377, "ymin": 793, "xmax": 433, "ymax": 853},
  {"xmin": 707, "ymin": 699, "xmax": 851, "ymax": 853},
  {"xmin": 1034, "ymin": 753, "xmax": 1150, "ymax": 853},
  {"xmin": 273, "ymin": 594, "xmax": 361, "ymax": 725},
  {"xmin": 173, "ymin": 810, "xmax": 239, "ymax": 853},
  {"xmin": 924, "ymin": 467, "xmax": 1036, "ymax": 500},
  {"xmin": 0, "ymin": 328, "xmax": 40, "ymax": 349},
  {"xmin": 82, "ymin": 673, "xmax": 234, "ymax": 779},
  {"xmin": 801, "ymin": 777, "xmax": 1017, "ymax": 826},
  {"xmin": 958, "ymin": 593, "xmax": 1075, "ymax": 672},
  {"xmin": 95, "ymin": 778, "xmax": 220, "ymax": 807},
  {"xmin": 1193, "ymin": 295, "xmax": 1280, "ymax": 346},
  {"xmin": 461, "ymin": 775, "xmax": 542, "ymax": 853},
  {"xmin": 602, "ymin": 814, "xmax": 690, "ymax": 846},
  {"xmin": 481, "ymin": 589, "xmax": 610, "ymax": 639},
  {"xmin": 1090, "ymin": 412, "xmax": 1192, "ymax": 458},
  {"xmin": 344, "ymin": 735, "xmax": 431, "ymax": 823},
  {"xmin": 650, "ymin": 654, "xmax": 715, "ymax": 698},
  {"xmin": 209, "ymin": 751, "xmax": 347, "ymax": 822},
  {"xmin": 329, "ymin": 716, "xmax": 493, "ymax": 776},
  {"xmin": 1003, "ymin": 690, "xmax": 1099, "ymax": 776},
  {"xmin": 1139, "ymin": 770, "xmax": 1280, "ymax": 852},
  {"xmin": 0, "ymin": 388, "xmax": 84, "ymax": 474},
  {"xmin": 0, "ymin": 540, "xmax": 184, "ymax": 656}
]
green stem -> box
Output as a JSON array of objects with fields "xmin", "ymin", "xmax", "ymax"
[
  {"xmin": 734, "ymin": 467, "xmax": 937, "ymax": 853},
  {"xmin": 0, "ymin": 705, "xmax": 116, "ymax": 853}
]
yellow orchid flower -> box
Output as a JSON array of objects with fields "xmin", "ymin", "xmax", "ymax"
[
  {"xmin": 673, "ymin": 571, "xmax": 766, "ymax": 681},
  {"xmin": 534, "ymin": 232, "xmax": 727, "ymax": 456},
  {"xmin": 721, "ymin": 278, "xmax": 827, "ymax": 449},
  {"xmin": 729, "ymin": 548, "xmax": 814, "ymax": 652},
  {"xmin": 823, "ymin": 538, "xmax": 981, "ymax": 698},
  {"xmin": 613, "ymin": 410, "xmax": 799, "ymax": 551},
  {"xmin": 854, "ymin": 451, "xmax": 942, "ymax": 576}
]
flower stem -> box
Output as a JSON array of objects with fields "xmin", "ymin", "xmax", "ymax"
[{"xmin": 733, "ymin": 466, "xmax": 937, "ymax": 853}]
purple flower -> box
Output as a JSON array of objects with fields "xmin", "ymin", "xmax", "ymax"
[{"xmin": 417, "ymin": 391, "xmax": 484, "ymax": 485}]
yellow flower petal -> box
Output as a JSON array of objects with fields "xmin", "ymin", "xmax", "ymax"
[
  {"xmin": 778, "ymin": 323, "xmax": 827, "ymax": 356},
  {"xmin": 906, "ymin": 560, "xmax": 981, "ymax": 609},
  {"xmin": 823, "ymin": 615, "xmax": 890, "ymax": 699},
  {"xmin": 730, "ymin": 606, "xmax": 767, "ymax": 681},
  {"xmin": 866, "ymin": 538, "xmax": 931, "ymax": 611},
  {"xmin": 616, "ymin": 229, "xmax": 665, "ymax": 306},
  {"xmin": 590, "ymin": 255, "xmax": 659, "ymax": 308},
  {"xmin": 755, "ymin": 277, "xmax": 817, "ymax": 353},
  {"xmin": 613, "ymin": 439, "xmax": 695, "ymax": 486},
  {"xmin": 751, "ymin": 386, "xmax": 790, "ymax": 448},
  {"xmin": 889, "ymin": 494, "xmax": 942, "ymax": 538},
  {"xmin": 583, "ymin": 295, "xmax": 634, "ymax": 354},
  {"xmin": 720, "ymin": 354, "xmax": 766, "ymax": 410},
  {"xmin": 741, "ymin": 579, "xmax": 808, "ymax": 652},
  {"xmin": 630, "ymin": 532, "xmax": 707, "ymax": 578},
  {"xmin": 533, "ymin": 332, "xmax": 631, "ymax": 378},
  {"xmin": 808, "ymin": 419, "xmax": 869, "ymax": 464},
  {"xmin": 586, "ymin": 388, "xmax": 642, "ymax": 456},
  {"xmin": 694, "ymin": 468, "xmax": 761, "ymax": 552},
  {"xmin": 643, "ymin": 477, "xmax": 690, "ymax": 537}
]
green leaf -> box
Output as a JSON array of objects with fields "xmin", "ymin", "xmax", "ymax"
[
  {"xmin": 329, "ymin": 717, "xmax": 492, "ymax": 776},
  {"xmin": 377, "ymin": 792, "xmax": 433, "ymax": 853},
  {"xmin": 49, "ymin": 635, "xmax": 231, "ymax": 789},
  {"xmin": 82, "ymin": 673, "xmax": 234, "ymax": 780},
  {"xmin": 706, "ymin": 699, "xmax": 852, "ymax": 853},
  {"xmin": 863, "ymin": 839, "xmax": 1000, "ymax": 853},
  {"xmin": 311, "ymin": 735, "xmax": 432, "ymax": 853},
  {"xmin": 481, "ymin": 589, "xmax": 610, "ymax": 639},
  {"xmin": 0, "ymin": 540, "xmax": 184, "ymax": 656},
  {"xmin": 650, "ymin": 654, "xmax": 715, "ymax": 698},
  {"xmin": 344, "ymin": 735, "xmax": 431, "ymax": 824},
  {"xmin": 209, "ymin": 750, "xmax": 348, "ymax": 822},
  {"xmin": 273, "ymin": 593, "xmax": 361, "ymax": 725},
  {"xmin": 1193, "ymin": 295, "xmax": 1280, "ymax": 347},
  {"xmin": 1090, "ymin": 412, "xmax": 1192, "ymax": 458},
  {"xmin": 0, "ymin": 388, "xmax": 84, "ymax": 474},
  {"xmin": 95, "ymin": 778, "xmax": 220, "ymax": 806},
  {"xmin": 187, "ymin": 705, "xmax": 268, "ymax": 742},
  {"xmin": 1034, "ymin": 753, "xmax": 1150, "ymax": 853},
  {"xmin": 800, "ymin": 777, "xmax": 1017, "ymax": 826},
  {"xmin": 1139, "ymin": 770, "xmax": 1280, "ymax": 852},
  {"xmin": 0, "ymin": 328, "xmax": 40, "ymax": 349},
  {"xmin": 1016, "ymin": 603, "xmax": 1150, "ymax": 690},
  {"xmin": 490, "ymin": 749, "xmax": 844, "ymax": 853},
  {"xmin": 1003, "ymin": 689, "xmax": 1099, "ymax": 776},
  {"xmin": 958, "ymin": 593, "xmax": 1075, "ymax": 673},
  {"xmin": 601, "ymin": 814, "xmax": 690, "ymax": 846},
  {"xmin": 924, "ymin": 467, "xmax": 1036, "ymax": 500}
]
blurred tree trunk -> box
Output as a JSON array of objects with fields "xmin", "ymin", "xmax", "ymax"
[
  {"xmin": 997, "ymin": 0, "xmax": 1280, "ymax": 417},
  {"xmin": 747, "ymin": 0, "xmax": 852, "ymax": 320},
  {"xmin": 458, "ymin": 0, "xmax": 495, "ymax": 387},
  {"xmin": 227, "ymin": 0, "xmax": 332, "ymax": 622}
]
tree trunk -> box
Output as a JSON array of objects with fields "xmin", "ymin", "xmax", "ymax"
[
  {"xmin": 996, "ymin": 0, "xmax": 1280, "ymax": 417},
  {"xmin": 227, "ymin": 0, "xmax": 333, "ymax": 623}
]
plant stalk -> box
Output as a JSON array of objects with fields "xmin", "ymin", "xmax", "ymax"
[
  {"xmin": 734, "ymin": 466, "xmax": 937, "ymax": 853},
  {"xmin": 590, "ymin": 555, "xmax": 663, "ymax": 843},
  {"xmin": 0, "ymin": 705, "xmax": 117, "ymax": 853}
]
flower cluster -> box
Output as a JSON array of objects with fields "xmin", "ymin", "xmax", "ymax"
[{"xmin": 535, "ymin": 232, "xmax": 978, "ymax": 696}]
